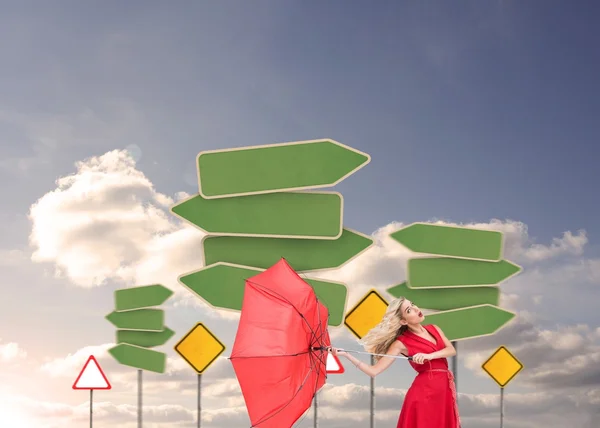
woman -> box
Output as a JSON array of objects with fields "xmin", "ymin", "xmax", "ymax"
[{"xmin": 330, "ymin": 296, "xmax": 461, "ymax": 428}]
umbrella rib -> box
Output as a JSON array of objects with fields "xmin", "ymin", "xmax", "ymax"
[
  {"xmin": 249, "ymin": 362, "xmax": 317, "ymax": 427},
  {"xmin": 229, "ymin": 351, "xmax": 311, "ymax": 360}
]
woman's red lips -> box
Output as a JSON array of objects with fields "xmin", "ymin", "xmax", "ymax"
[{"xmin": 419, "ymin": 311, "xmax": 423, "ymax": 317}]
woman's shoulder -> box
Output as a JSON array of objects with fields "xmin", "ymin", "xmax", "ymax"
[
  {"xmin": 390, "ymin": 337, "xmax": 408, "ymax": 352},
  {"xmin": 394, "ymin": 333, "xmax": 409, "ymax": 347}
]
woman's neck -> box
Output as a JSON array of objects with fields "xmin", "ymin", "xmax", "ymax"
[{"xmin": 407, "ymin": 324, "xmax": 425, "ymax": 334}]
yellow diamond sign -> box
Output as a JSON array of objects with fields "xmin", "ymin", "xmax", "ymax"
[
  {"xmin": 481, "ymin": 345, "xmax": 523, "ymax": 388},
  {"xmin": 175, "ymin": 322, "xmax": 226, "ymax": 374},
  {"xmin": 344, "ymin": 289, "xmax": 389, "ymax": 339}
]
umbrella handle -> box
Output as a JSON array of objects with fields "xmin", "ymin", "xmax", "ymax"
[{"xmin": 315, "ymin": 346, "xmax": 413, "ymax": 361}]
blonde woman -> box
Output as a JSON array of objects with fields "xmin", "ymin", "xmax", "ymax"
[{"xmin": 331, "ymin": 297, "xmax": 461, "ymax": 428}]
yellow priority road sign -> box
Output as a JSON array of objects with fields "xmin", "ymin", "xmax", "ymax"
[
  {"xmin": 344, "ymin": 289, "xmax": 389, "ymax": 339},
  {"xmin": 175, "ymin": 322, "xmax": 226, "ymax": 374},
  {"xmin": 481, "ymin": 345, "xmax": 523, "ymax": 388}
]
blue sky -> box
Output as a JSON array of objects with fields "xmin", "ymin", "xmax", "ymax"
[{"xmin": 0, "ymin": 1, "xmax": 599, "ymax": 427}]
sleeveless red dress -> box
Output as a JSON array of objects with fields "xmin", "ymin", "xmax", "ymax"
[{"xmin": 395, "ymin": 324, "xmax": 461, "ymax": 428}]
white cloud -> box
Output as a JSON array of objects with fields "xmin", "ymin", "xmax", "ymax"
[
  {"xmin": 26, "ymin": 149, "xmax": 242, "ymax": 320},
  {"xmin": 0, "ymin": 390, "xmax": 198, "ymax": 428},
  {"xmin": 0, "ymin": 338, "xmax": 27, "ymax": 363},
  {"xmin": 28, "ymin": 150, "xmax": 179, "ymax": 288},
  {"xmin": 453, "ymin": 219, "xmax": 588, "ymax": 263},
  {"xmin": 40, "ymin": 343, "xmax": 113, "ymax": 377}
]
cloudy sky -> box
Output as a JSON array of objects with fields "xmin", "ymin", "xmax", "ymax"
[{"xmin": 1, "ymin": 1, "xmax": 599, "ymax": 427}]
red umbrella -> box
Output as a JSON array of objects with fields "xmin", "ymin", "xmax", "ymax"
[{"xmin": 229, "ymin": 258, "xmax": 331, "ymax": 428}]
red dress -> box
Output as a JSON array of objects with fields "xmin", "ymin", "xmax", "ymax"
[{"xmin": 395, "ymin": 324, "xmax": 461, "ymax": 428}]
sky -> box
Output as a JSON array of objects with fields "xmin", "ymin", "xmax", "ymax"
[{"xmin": 0, "ymin": 0, "xmax": 599, "ymax": 427}]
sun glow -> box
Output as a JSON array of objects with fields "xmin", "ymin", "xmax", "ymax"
[{"xmin": 0, "ymin": 404, "xmax": 33, "ymax": 427}]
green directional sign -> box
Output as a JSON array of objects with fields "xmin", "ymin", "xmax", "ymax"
[
  {"xmin": 406, "ymin": 257, "xmax": 521, "ymax": 288},
  {"xmin": 171, "ymin": 191, "xmax": 343, "ymax": 239},
  {"xmin": 202, "ymin": 228, "xmax": 373, "ymax": 272},
  {"xmin": 196, "ymin": 139, "xmax": 371, "ymax": 198},
  {"xmin": 117, "ymin": 327, "xmax": 175, "ymax": 348},
  {"xmin": 390, "ymin": 223, "xmax": 503, "ymax": 261},
  {"xmin": 114, "ymin": 284, "xmax": 173, "ymax": 311},
  {"xmin": 424, "ymin": 304, "xmax": 515, "ymax": 341},
  {"xmin": 108, "ymin": 343, "xmax": 166, "ymax": 373},
  {"xmin": 179, "ymin": 262, "xmax": 348, "ymax": 326},
  {"xmin": 107, "ymin": 284, "xmax": 174, "ymax": 374},
  {"xmin": 105, "ymin": 309, "xmax": 164, "ymax": 331},
  {"xmin": 387, "ymin": 282, "xmax": 500, "ymax": 310}
]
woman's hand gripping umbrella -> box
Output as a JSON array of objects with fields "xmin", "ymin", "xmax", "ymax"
[{"xmin": 227, "ymin": 258, "xmax": 331, "ymax": 428}]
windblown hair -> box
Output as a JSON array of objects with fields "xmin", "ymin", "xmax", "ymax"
[{"xmin": 357, "ymin": 297, "xmax": 408, "ymax": 362}]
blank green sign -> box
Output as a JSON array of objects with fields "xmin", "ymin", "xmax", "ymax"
[
  {"xmin": 387, "ymin": 282, "xmax": 500, "ymax": 310},
  {"xmin": 117, "ymin": 328, "xmax": 175, "ymax": 348},
  {"xmin": 390, "ymin": 223, "xmax": 503, "ymax": 261},
  {"xmin": 424, "ymin": 305, "xmax": 515, "ymax": 341},
  {"xmin": 105, "ymin": 309, "xmax": 164, "ymax": 331},
  {"xmin": 407, "ymin": 257, "xmax": 521, "ymax": 288},
  {"xmin": 197, "ymin": 139, "xmax": 370, "ymax": 198},
  {"xmin": 171, "ymin": 191, "xmax": 343, "ymax": 239},
  {"xmin": 179, "ymin": 263, "xmax": 348, "ymax": 326},
  {"xmin": 202, "ymin": 229, "xmax": 373, "ymax": 271},
  {"xmin": 108, "ymin": 343, "xmax": 166, "ymax": 373},
  {"xmin": 114, "ymin": 284, "xmax": 173, "ymax": 311}
]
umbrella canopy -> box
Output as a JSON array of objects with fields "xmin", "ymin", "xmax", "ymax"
[{"xmin": 230, "ymin": 258, "xmax": 331, "ymax": 428}]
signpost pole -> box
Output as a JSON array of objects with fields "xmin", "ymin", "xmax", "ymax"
[
  {"xmin": 90, "ymin": 389, "xmax": 93, "ymax": 428},
  {"xmin": 198, "ymin": 374, "xmax": 202, "ymax": 428},
  {"xmin": 451, "ymin": 341, "xmax": 457, "ymax": 391},
  {"xmin": 138, "ymin": 369, "xmax": 142, "ymax": 428},
  {"xmin": 500, "ymin": 387, "xmax": 504, "ymax": 428},
  {"xmin": 313, "ymin": 391, "xmax": 317, "ymax": 428},
  {"xmin": 370, "ymin": 354, "xmax": 375, "ymax": 428}
]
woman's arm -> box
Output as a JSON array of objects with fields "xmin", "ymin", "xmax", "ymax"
[
  {"xmin": 425, "ymin": 325, "xmax": 456, "ymax": 359},
  {"xmin": 342, "ymin": 340, "xmax": 407, "ymax": 378}
]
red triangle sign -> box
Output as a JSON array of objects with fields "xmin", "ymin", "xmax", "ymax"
[
  {"xmin": 72, "ymin": 355, "xmax": 111, "ymax": 390},
  {"xmin": 326, "ymin": 351, "xmax": 345, "ymax": 374}
]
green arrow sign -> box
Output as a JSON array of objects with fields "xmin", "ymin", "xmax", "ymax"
[
  {"xmin": 406, "ymin": 257, "xmax": 521, "ymax": 288},
  {"xmin": 171, "ymin": 191, "xmax": 343, "ymax": 239},
  {"xmin": 423, "ymin": 304, "xmax": 515, "ymax": 341},
  {"xmin": 390, "ymin": 223, "xmax": 503, "ymax": 261},
  {"xmin": 387, "ymin": 282, "xmax": 500, "ymax": 310},
  {"xmin": 114, "ymin": 284, "xmax": 173, "ymax": 311},
  {"xmin": 202, "ymin": 228, "xmax": 373, "ymax": 271},
  {"xmin": 105, "ymin": 309, "xmax": 164, "ymax": 331},
  {"xmin": 117, "ymin": 327, "xmax": 175, "ymax": 348},
  {"xmin": 108, "ymin": 343, "xmax": 166, "ymax": 373},
  {"xmin": 179, "ymin": 262, "xmax": 348, "ymax": 326},
  {"xmin": 196, "ymin": 139, "xmax": 371, "ymax": 198}
]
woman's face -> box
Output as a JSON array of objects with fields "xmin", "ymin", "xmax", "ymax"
[{"xmin": 399, "ymin": 299, "xmax": 424, "ymax": 325}]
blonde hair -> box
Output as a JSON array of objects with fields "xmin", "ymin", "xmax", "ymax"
[{"xmin": 358, "ymin": 297, "xmax": 408, "ymax": 362}]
